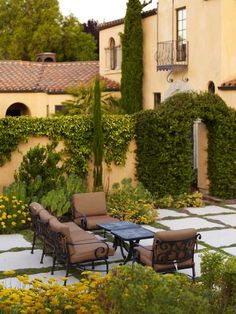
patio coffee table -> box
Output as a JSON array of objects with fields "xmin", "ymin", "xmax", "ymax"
[{"xmin": 97, "ymin": 221, "xmax": 154, "ymax": 264}]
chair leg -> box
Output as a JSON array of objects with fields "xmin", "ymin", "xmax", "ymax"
[
  {"xmin": 51, "ymin": 256, "xmax": 56, "ymax": 275},
  {"xmin": 192, "ymin": 265, "xmax": 196, "ymax": 283},
  {"xmin": 40, "ymin": 244, "xmax": 45, "ymax": 264},
  {"xmin": 105, "ymin": 260, "xmax": 109, "ymax": 274},
  {"xmin": 31, "ymin": 232, "xmax": 36, "ymax": 254},
  {"xmin": 63, "ymin": 260, "xmax": 70, "ymax": 286},
  {"xmin": 91, "ymin": 261, "xmax": 95, "ymax": 270}
]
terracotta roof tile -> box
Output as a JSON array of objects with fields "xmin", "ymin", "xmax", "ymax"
[
  {"xmin": 219, "ymin": 79, "xmax": 236, "ymax": 90},
  {"xmin": 98, "ymin": 8, "xmax": 157, "ymax": 30},
  {"xmin": 0, "ymin": 60, "xmax": 119, "ymax": 93}
]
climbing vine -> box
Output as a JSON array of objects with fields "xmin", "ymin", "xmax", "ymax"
[
  {"xmin": 0, "ymin": 115, "xmax": 135, "ymax": 176},
  {"xmin": 135, "ymin": 92, "xmax": 236, "ymax": 199}
]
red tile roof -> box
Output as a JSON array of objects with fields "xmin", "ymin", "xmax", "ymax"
[
  {"xmin": 98, "ymin": 8, "xmax": 157, "ymax": 30},
  {"xmin": 219, "ymin": 79, "xmax": 236, "ymax": 90},
  {"xmin": 0, "ymin": 60, "xmax": 120, "ymax": 93}
]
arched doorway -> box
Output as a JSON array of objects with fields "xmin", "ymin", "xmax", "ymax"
[{"xmin": 5, "ymin": 103, "xmax": 30, "ymax": 117}]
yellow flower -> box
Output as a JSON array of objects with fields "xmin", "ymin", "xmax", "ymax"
[
  {"xmin": 3, "ymin": 270, "xmax": 16, "ymax": 276},
  {"xmin": 21, "ymin": 220, "xmax": 26, "ymax": 224},
  {"xmin": 11, "ymin": 221, "xmax": 16, "ymax": 226},
  {"xmin": 7, "ymin": 215, "xmax": 12, "ymax": 219}
]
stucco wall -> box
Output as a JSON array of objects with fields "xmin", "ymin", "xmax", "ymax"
[
  {"xmin": 0, "ymin": 137, "xmax": 136, "ymax": 194},
  {"xmin": 99, "ymin": 0, "xmax": 236, "ymax": 109},
  {"xmin": 0, "ymin": 92, "xmax": 72, "ymax": 118}
]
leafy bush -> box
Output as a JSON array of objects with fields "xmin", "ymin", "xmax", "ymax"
[
  {"xmin": 14, "ymin": 142, "xmax": 64, "ymax": 203},
  {"xmin": 3, "ymin": 181, "xmax": 28, "ymax": 204},
  {"xmin": 155, "ymin": 191, "xmax": 204, "ymax": 209},
  {"xmin": 41, "ymin": 173, "xmax": 86, "ymax": 217},
  {"xmin": 96, "ymin": 265, "xmax": 212, "ymax": 314},
  {"xmin": 0, "ymin": 266, "xmax": 213, "ymax": 314},
  {"xmin": 0, "ymin": 195, "xmax": 30, "ymax": 234},
  {"xmin": 200, "ymin": 250, "xmax": 236, "ymax": 313},
  {"xmin": 107, "ymin": 178, "xmax": 157, "ymax": 224}
]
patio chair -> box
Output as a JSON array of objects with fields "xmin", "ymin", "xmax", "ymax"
[
  {"xmin": 48, "ymin": 217, "xmax": 115, "ymax": 284},
  {"xmin": 71, "ymin": 192, "xmax": 119, "ymax": 230},
  {"xmin": 28, "ymin": 202, "xmax": 46, "ymax": 254},
  {"xmin": 133, "ymin": 228, "xmax": 201, "ymax": 280}
]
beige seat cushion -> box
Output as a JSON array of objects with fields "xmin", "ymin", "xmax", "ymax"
[
  {"xmin": 39, "ymin": 209, "xmax": 54, "ymax": 223},
  {"xmin": 72, "ymin": 192, "xmax": 107, "ymax": 217},
  {"xmin": 29, "ymin": 202, "xmax": 45, "ymax": 216},
  {"xmin": 69, "ymin": 241, "xmax": 115, "ymax": 263},
  {"xmin": 74, "ymin": 215, "xmax": 119, "ymax": 230}
]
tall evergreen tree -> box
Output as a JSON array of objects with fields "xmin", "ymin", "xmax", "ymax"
[
  {"xmin": 121, "ymin": 0, "xmax": 143, "ymax": 113},
  {"xmin": 93, "ymin": 78, "xmax": 103, "ymax": 190}
]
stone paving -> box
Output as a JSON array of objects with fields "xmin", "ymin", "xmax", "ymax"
[{"xmin": 1, "ymin": 204, "xmax": 236, "ymax": 287}]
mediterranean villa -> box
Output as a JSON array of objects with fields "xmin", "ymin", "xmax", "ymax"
[{"xmin": 99, "ymin": 0, "xmax": 236, "ymax": 110}]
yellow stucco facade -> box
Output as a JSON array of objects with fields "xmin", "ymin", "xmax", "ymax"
[
  {"xmin": 0, "ymin": 92, "xmax": 72, "ymax": 118},
  {"xmin": 99, "ymin": 0, "xmax": 236, "ymax": 109}
]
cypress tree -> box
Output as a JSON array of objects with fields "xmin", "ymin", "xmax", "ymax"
[
  {"xmin": 121, "ymin": 0, "xmax": 143, "ymax": 113},
  {"xmin": 93, "ymin": 78, "xmax": 103, "ymax": 190}
]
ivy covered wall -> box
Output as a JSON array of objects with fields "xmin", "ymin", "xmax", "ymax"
[
  {"xmin": 1, "ymin": 92, "xmax": 236, "ymax": 199},
  {"xmin": 0, "ymin": 115, "xmax": 135, "ymax": 177},
  {"xmin": 135, "ymin": 92, "xmax": 236, "ymax": 199}
]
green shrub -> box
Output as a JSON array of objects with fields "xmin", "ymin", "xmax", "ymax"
[
  {"xmin": 107, "ymin": 178, "xmax": 157, "ymax": 224},
  {"xmin": 97, "ymin": 265, "xmax": 212, "ymax": 314},
  {"xmin": 200, "ymin": 250, "xmax": 236, "ymax": 313},
  {"xmin": 14, "ymin": 143, "xmax": 64, "ymax": 203},
  {"xmin": 41, "ymin": 173, "xmax": 85, "ymax": 217},
  {"xmin": 3, "ymin": 181, "xmax": 28, "ymax": 204},
  {"xmin": 135, "ymin": 92, "xmax": 236, "ymax": 199},
  {"xmin": 0, "ymin": 195, "xmax": 30, "ymax": 234}
]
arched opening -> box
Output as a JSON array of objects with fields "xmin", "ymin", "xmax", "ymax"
[
  {"xmin": 5, "ymin": 103, "xmax": 30, "ymax": 117},
  {"xmin": 208, "ymin": 81, "xmax": 215, "ymax": 94},
  {"xmin": 109, "ymin": 37, "xmax": 117, "ymax": 70}
]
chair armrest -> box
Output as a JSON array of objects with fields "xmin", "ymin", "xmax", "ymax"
[{"xmin": 66, "ymin": 240, "xmax": 107, "ymax": 246}]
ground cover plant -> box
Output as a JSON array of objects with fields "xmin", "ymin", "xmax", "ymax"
[
  {"xmin": 0, "ymin": 195, "xmax": 29, "ymax": 234},
  {"xmin": 155, "ymin": 191, "xmax": 205, "ymax": 209}
]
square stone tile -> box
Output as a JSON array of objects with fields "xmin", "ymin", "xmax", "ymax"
[
  {"xmin": 0, "ymin": 270, "xmax": 79, "ymax": 289},
  {"xmin": 141, "ymin": 225, "xmax": 164, "ymax": 233},
  {"xmin": 222, "ymin": 247, "xmax": 236, "ymax": 256},
  {"xmin": 205, "ymin": 214, "xmax": 236, "ymax": 227},
  {"xmin": 160, "ymin": 217, "xmax": 223, "ymax": 230},
  {"xmin": 226, "ymin": 204, "xmax": 236, "ymax": 209},
  {"xmin": 200, "ymin": 229, "xmax": 236, "ymax": 247},
  {"xmin": 0, "ymin": 250, "xmax": 53, "ymax": 271},
  {"xmin": 0, "ymin": 234, "xmax": 31, "ymax": 251},
  {"xmin": 158, "ymin": 209, "xmax": 188, "ymax": 219},
  {"xmin": 185, "ymin": 205, "xmax": 235, "ymax": 216}
]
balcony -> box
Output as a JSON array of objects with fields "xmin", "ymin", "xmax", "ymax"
[{"xmin": 156, "ymin": 40, "xmax": 188, "ymax": 71}]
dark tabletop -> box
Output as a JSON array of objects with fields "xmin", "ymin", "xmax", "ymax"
[
  {"xmin": 97, "ymin": 221, "xmax": 139, "ymax": 231},
  {"xmin": 111, "ymin": 226, "xmax": 155, "ymax": 241}
]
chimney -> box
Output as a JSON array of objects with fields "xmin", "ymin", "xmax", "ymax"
[{"xmin": 36, "ymin": 52, "xmax": 56, "ymax": 62}]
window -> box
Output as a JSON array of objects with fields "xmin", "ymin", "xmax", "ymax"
[
  {"xmin": 208, "ymin": 81, "xmax": 215, "ymax": 94},
  {"xmin": 55, "ymin": 105, "xmax": 65, "ymax": 113},
  {"xmin": 109, "ymin": 37, "xmax": 117, "ymax": 70},
  {"xmin": 176, "ymin": 7, "xmax": 187, "ymax": 62},
  {"xmin": 105, "ymin": 37, "xmax": 122, "ymax": 71},
  {"xmin": 154, "ymin": 93, "xmax": 161, "ymax": 109}
]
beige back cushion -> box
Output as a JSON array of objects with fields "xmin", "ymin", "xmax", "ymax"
[
  {"xmin": 72, "ymin": 192, "xmax": 107, "ymax": 217},
  {"xmin": 154, "ymin": 228, "xmax": 197, "ymax": 242},
  {"xmin": 29, "ymin": 202, "xmax": 45, "ymax": 216},
  {"xmin": 49, "ymin": 217, "xmax": 70, "ymax": 239},
  {"xmin": 39, "ymin": 209, "xmax": 54, "ymax": 223}
]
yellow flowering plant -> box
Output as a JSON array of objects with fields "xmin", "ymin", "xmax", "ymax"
[
  {"xmin": 0, "ymin": 195, "xmax": 30, "ymax": 234},
  {"xmin": 107, "ymin": 178, "xmax": 157, "ymax": 224}
]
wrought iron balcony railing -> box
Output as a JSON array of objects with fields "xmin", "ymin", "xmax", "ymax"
[{"xmin": 156, "ymin": 40, "xmax": 188, "ymax": 71}]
